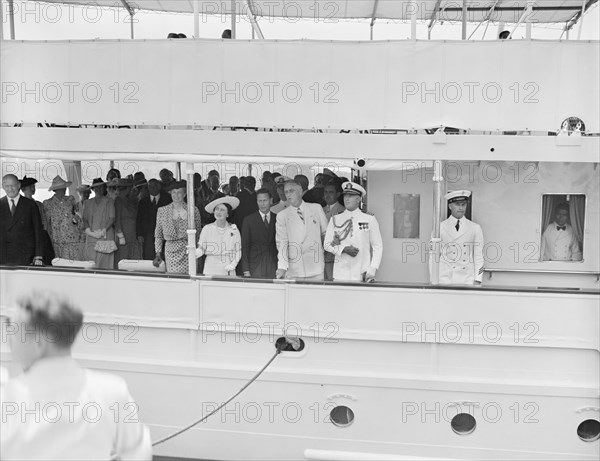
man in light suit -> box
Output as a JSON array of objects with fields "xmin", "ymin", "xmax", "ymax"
[
  {"xmin": 324, "ymin": 182, "xmax": 383, "ymax": 282},
  {"xmin": 276, "ymin": 180, "xmax": 328, "ymax": 280},
  {"xmin": 431, "ymin": 190, "xmax": 484, "ymax": 285},
  {"xmin": 136, "ymin": 178, "xmax": 172, "ymax": 260},
  {"xmin": 241, "ymin": 188, "xmax": 278, "ymax": 279},
  {"xmin": 540, "ymin": 202, "xmax": 582, "ymax": 261},
  {"xmin": 0, "ymin": 174, "xmax": 44, "ymax": 266},
  {"xmin": 1, "ymin": 291, "xmax": 152, "ymax": 459}
]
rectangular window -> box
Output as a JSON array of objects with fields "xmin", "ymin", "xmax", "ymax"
[{"xmin": 540, "ymin": 194, "xmax": 585, "ymax": 262}]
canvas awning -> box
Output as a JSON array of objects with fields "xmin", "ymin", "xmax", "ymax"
[{"xmin": 28, "ymin": 0, "xmax": 598, "ymax": 24}]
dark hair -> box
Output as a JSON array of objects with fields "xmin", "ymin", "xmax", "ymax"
[
  {"xmin": 246, "ymin": 176, "xmax": 256, "ymax": 191},
  {"xmin": 325, "ymin": 177, "xmax": 343, "ymax": 193},
  {"xmin": 555, "ymin": 202, "xmax": 570, "ymax": 213},
  {"xmin": 17, "ymin": 292, "xmax": 83, "ymax": 349},
  {"xmin": 294, "ymin": 174, "xmax": 309, "ymax": 191},
  {"xmin": 193, "ymin": 173, "xmax": 202, "ymax": 189},
  {"xmin": 256, "ymin": 188, "xmax": 272, "ymax": 198},
  {"xmin": 106, "ymin": 168, "xmax": 121, "ymax": 181}
]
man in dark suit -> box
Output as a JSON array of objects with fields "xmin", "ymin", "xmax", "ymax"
[
  {"xmin": 0, "ymin": 174, "xmax": 44, "ymax": 266},
  {"xmin": 136, "ymin": 178, "xmax": 172, "ymax": 260},
  {"xmin": 241, "ymin": 188, "xmax": 277, "ymax": 279},
  {"xmin": 234, "ymin": 176, "xmax": 258, "ymax": 229}
]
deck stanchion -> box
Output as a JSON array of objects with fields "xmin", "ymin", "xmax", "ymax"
[
  {"xmin": 186, "ymin": 163, "xmax": 197, "ymax": 276},
  {"xmin": 231, "ymin": 0, "xmax": 236, "ymax": 39},
  {"xmin": 7, "ymin": 0, "xmax": 15, "ymax": 40},
  {"xmin": 430, "ymin": 160, "xmax": 444, "ymax": 285},
  {"xmin": 193, "ymin": 0, "xmax": 200, "ymax": 38}
]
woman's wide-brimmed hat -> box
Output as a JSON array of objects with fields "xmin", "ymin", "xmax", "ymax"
[
  {"xmin": 20, "ymin": 176, "xmax": 38, "ymax": 188},
  {"xmin": 165, "ymin": 180, "xmax": 187, "ymax": 192},
  {"xmin": 48, "ymin": 175, "xmax": 72, "ymax": 191},
  {"xmin": 76, "ymin": 184, "xmax": 91, "ymax": 192},
  {"xmin": 205, "ymin": 196, "xmax": 240, "ymax": 214}
]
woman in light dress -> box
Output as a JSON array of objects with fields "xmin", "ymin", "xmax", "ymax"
[
  {"xmin": 83, "ymin": 178, "xmax": 116, "ymax": 270},
  {"xmin": 196, "ymin": 196, "xmax": 241, "ymax": 276},
  {"xmin": 153, "ymin": 181, "xmax": 202, "ymax": 274}
]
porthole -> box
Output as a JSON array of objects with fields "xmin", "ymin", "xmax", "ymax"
[
  {"xmin": 275, "ymin": 337, "xmax": 305, "ymax": 352},
  {"xmin": 451, "ymin": 413, "xmax": 476, "ymax": 435},
  {"xmin": 577, "ymin": 419, "xmax": 600, "ymax": 442},
  {"xmin": 330, "ymin": 406, "xmax": 354, "ymax": 427}
]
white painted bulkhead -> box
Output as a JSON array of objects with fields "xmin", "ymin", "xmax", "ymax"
[{"xmin": 1, "ymin": 269, "xmax": 598, "ymax": 459}]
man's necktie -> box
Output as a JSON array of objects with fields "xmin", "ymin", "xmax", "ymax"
[
  {"xmin": 297, "ymin": 208, "xmax": 304, "ymax": 223},
  {"xmin": 152, "ymin": 197, "xmax": 157, "ymax": 206},
  {"xmin": 263, "ymin": 214, "xmax": 269, "ymax": 229},
  {"xmin": 557, "ymin": 225, "xmax": 566, "ymax": 231},
  {"xmin": 455, "ymin": 219, "xmax": 460, "ymax": 231},
  {"xmin": 10, "ymin": 199, "xmax": 15, "ymax": 216}
]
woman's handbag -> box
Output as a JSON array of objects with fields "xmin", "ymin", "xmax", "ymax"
[{"xmin": 94, "ymin": 239, "xmax": 117, "ymax": 254}]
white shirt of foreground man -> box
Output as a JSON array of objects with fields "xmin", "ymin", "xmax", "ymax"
[
  {"xmin": 323, "ymin": 182, "xmax": 383, "ymax": 282},
  {"xmin": 0, "ymin": 292, "xmax": 152, "ymax": 460},
  {"xmin": 430, "ymin": 190, "xmax": 484, "ymax": 285}
]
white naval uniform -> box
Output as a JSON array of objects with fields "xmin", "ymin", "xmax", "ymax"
[
  {"xmin": 323, "ymin": 208, "xmax": 383, "ymax": 281},
  {"xmin": 431, "ymin": 216, "xmax": 484, "ymax": 285},
  {"xmin": 540, "ymin": 223, "xmax": 582, "ymax": 261},
  {"xmin": 1, "ymin": 356, "xmax": 152, "ymax": 460}
]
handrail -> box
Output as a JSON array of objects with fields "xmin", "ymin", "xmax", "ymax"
[{"xmin": 2, "ymin": 265, "xmax": 599, "ymax": 295}]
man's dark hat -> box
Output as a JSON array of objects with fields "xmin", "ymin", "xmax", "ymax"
[{"xmin": 91, "ymin": 177, "xmax": 106, "ymax": 187}]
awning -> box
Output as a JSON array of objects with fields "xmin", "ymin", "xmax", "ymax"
[{"xmin": 29, "ymin": 0, "xmax": 598, "ymax": 24}]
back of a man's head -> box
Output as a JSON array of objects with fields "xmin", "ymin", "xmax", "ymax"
[
  {"xmin": 246, "ymin": 176, "xmax": 257, "ymax": 192},
  {"xmin": 12, "ymin": 292, "xmax": 84, "ymax": 368}
]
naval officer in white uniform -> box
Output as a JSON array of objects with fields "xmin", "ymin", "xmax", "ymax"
[
  {"xmin": 1, "ymin": 291, "xmax": 152, "ymax": 460},
  {"xmin": 431, "ymin": 190, "xmax": 484, "ymax": 285},
  {"xmin": 324, "ymin": 182, "xmax": 383, "ymax": 282}
]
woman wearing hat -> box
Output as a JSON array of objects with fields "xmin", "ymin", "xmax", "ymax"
[
  {"xmin": 83, "ymin": 178, "xmax": 116, "ymax": 269},
  {"xmin": 114, "ymin": 178, "xmax": 141, "ymax": 262},
  {"xmin": 43, "ymin": 175, "xmax": 81, "ymax": 260},
  {"xmin": 196, "ymin": 196, "xmax": 241, "ymax": 276},
  {"xmin": 153, "ymin": 181, "xmax": 202, "ymax": 274}
]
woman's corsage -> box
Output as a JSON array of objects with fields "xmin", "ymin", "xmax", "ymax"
[{"xmin": 230, "ymin": 224, "xmax": 238, "ymax": 237}]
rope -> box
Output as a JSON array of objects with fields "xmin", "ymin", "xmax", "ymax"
[{"xmin": 152, "ymin": 347, "xmax": 282, "ymax": 447}]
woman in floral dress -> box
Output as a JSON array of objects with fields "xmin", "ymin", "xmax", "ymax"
[
  {"xmin": 43, "ymin": 175, "xmax": 81, "ymax": 260},
  {"xmin": 196, "ymin": 196, "xmax": 241, "ymax": 276},
  {"xmin": 153, "ymin": 181, "xmax": 202, "ymax": 274}
]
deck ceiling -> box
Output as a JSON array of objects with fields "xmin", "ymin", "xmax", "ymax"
[{"xmin": 30, "ymin": 0, "xmax": 598, "ymax": 24}]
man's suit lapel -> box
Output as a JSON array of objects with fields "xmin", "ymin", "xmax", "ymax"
[
  {"xmin": 456, "ymin": 218, "xmax": 468, "ymax": 238},
  {"xmin": 0, "ymin": 197, "xmax": 12, "ymax": 228},
  {"xmin": 6, "ymin": 196, "xmax": 24, "ymax": 230},
  {"xmin": 268, "ymin": 212, "xmax": 276, "ymax": 239}
]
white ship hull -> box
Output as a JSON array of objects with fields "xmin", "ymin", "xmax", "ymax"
[{"xmin": 1, "ymin": 268, "xmax": 598, "ymax": 459}]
